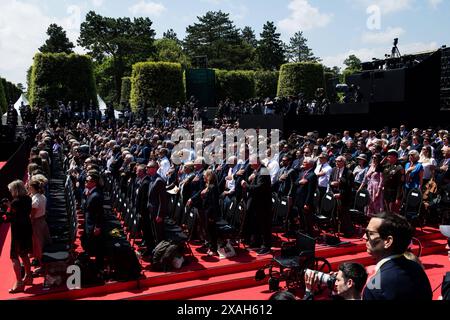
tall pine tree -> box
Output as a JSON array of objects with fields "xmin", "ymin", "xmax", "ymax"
[
  {"xmin": 39, "ymin": 24, "xmax": 75, "ymax": 54},
  {"xmin": 286, "ymin": 31, "xmax": 319, "ymax": 62},
  {"xmin": 184, "ymin": 11, "xmax": 254, "ymax": 70},
  {"xmin": 255, "ymin": 21, "xmax": 286, "ymax": 70},
  {"xmin": 241, "ymin": 26, "xmax": 257, "ymax": 48}
]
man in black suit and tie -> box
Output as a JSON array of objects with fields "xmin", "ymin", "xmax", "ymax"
[
  {"xmin": 134, "ymin": 164, "xmax": 151, "ymax": 257},
  {"xmin": 146, "ymin": 161, "xmax": 168, "ymax": 252},
  {"xmin": 241, "ymin": 155, "xmax": 273, "ymax": 255},
  {"xmin": 329, "ymin": 156, "xmax": 355, "ymax": 237},
  {"xmin": 292, "ymin": 157, "xmax": 318, "ymax": 236},
  {"xmin": 363, "ymin": 213, "xmax": 432, "ymax": 300},
  {"xmin": 83, "ymin": 172, "xmax": 105, "ymax": 271}
]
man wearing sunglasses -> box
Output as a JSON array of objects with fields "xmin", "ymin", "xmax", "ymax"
[{"xmin": 362, "ymin": 212, "xmax": 432, "ymax": 300}]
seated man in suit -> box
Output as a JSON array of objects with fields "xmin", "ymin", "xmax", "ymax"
[{"xmin": 363, "ymin": 212, "xmax": 432, "ymax": 300}]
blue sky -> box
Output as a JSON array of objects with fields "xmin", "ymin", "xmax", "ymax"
[{"xmin": 1, "ymin": 0, "xmax": 449, "ymax": 86}]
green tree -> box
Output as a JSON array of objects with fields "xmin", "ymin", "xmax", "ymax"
[
  {"xmin": 78, "ymin": 11, "xmax": 156, "ymax": 104},
  {"xmin": 286, "ymin": 31, "xmax": 319, "ymax": 63},
  {"xmin": 184, "ymin": 11, "xmax": 254, "ymax": 70},
  {"xmin": 255, "ymin": 21, "xmax": 286, "ymax": 70},
  {"xmin": 39, "ymin": 24, "xmax": 75, "ymax": 54},
  {"xmin": 324, "ymin": 65, "xmax": 341, "ymax": 78},
  {"xmin": 152, "ymin": 38, "xmax": 191, "ymax": 69},
  {"xmin": 17, "ymin": 83, "xmax": 25, "ymax": 93},
  {"xmin": 0, "ymin": 79, "xmax": 7, "ymax": 114},
  {"xmin": 163, "ymin": 28, "xmax": 181, "ymax": 45},
  {"xmin": 344, "ymin": 54, "xmax": 362, "ymax": 70},
  {"xmin": 241, "ymin": 26, "xmax": 257, "ymax": 48}
]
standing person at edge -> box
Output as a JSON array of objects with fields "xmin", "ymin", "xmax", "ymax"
[
  {"xmin": 382, "ymin": 150, "xmax": 404, "ymax": 213},
  {"xmin": 363, "ymin": 213, "xmax": 432, "ymax": 300},
  {"xmin": 241, "ymin": 155, "xmax": 273, "ymax": 255}
]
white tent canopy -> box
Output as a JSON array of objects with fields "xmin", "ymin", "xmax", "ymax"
[
  {"xmin": 98, "ymin": 94, "xmax": 122, "ymax": 119},
  {"xmin": 2, "ymin": 93, "xmax": 28, "ymax": 125}
]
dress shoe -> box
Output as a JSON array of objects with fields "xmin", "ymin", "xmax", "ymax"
[{"xmin": 9, "ymin": 281, "xmax": 25, "ymax": 294}]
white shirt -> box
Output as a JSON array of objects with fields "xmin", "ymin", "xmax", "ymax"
[
  {"xmin": 225, "ymin": 165, "xmax": 238, "ymax": 192},
  {"xmin": 314, "ymin": 162, "xmax": 332, "ymax": 188},
  {"xmin": 420, "ymin": 158, "xmax": 437, "ymax": 180},
  {"xmin": 31, "ymin": 193, "xmax": 47, "ymax": 219},
  {"xmin": 157, "ymin": 156, "xmax": 171, "ymax": 180},
  {"xmin": 342, "ymin": 136, "xmax": 353, "ymax": 143},
  {"xmin": 264, "ymin": 157, "xmax": 280, "ymax": 185}
]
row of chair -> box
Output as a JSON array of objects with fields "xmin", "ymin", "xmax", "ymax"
[{"xmin": 41, "ymin": 152, "xmax": 78, "ymax": 278}]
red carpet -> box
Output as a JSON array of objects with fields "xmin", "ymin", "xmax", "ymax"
[{"xmin": 2, "ymin": 222, "xmax": 448, "ymax": 300}]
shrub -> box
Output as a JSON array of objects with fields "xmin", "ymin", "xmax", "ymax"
[
  {"xmin": 130, "ymin": 62, "xmax": 185, "ymax": 112},
  {"xmin": 0, "ymin": 79, "xmax": 7, "ymax": 114},
  {"xmin": 215, "ymin": 70, "xmax": 256, "ymax": 101},
  {"xmin": 29, "ymin": 53, "xmax": 97, "ymax": 108},
  {"xmin": 277, "ymin": 62, "xmax": 325, "ymax": 100},
  {"xmin": 254, "ymin": 71, "xmax": 279, "ymax": 98},
  {"xmin": 120, "ymin": 77, "xmax": 131, "ymax": 107}
]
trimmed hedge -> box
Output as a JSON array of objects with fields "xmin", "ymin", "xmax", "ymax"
[
  {"xmin": 0, "ymin": 79, "xmax": 7, "ymax": 114},
  {"xmin": 130, "ymin": 62, "xmax": 185, "ymax": 112},
  {"xmin": 0, "ymin": 78, "xmax": 22, "ymax": 109},
  {"xmin": 120, "ymin": 77, "xmax": 131, "ymax": 107},
  {"xmin": 254, "ymin": 71, "xmax": 279, "ymax": 98},
  {"xmin": 29, "ymin": 53, "xmax": 97, "ymax": 108},
  {"xmin": 277, "ymin": 62, "xmax": 325, "ymax": 100},
  {"xmin": 215, "ymin": 70, "xmax": 256, "ymax": 101}
]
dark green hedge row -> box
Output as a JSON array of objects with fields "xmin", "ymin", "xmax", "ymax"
[
  {"xmin": 254, "ymin": 71, "xmax": 279, "ymax": 99},
  {"xmin": 277, "ymin": 62, "xmax": 325, "ymax": 100},
  {"xmin": 215, "ymin": 70, "xmax": 256, "ymax": 101},
  {"xmin": 215, "ymin": 70, "xmax": 279, "ymax": 101},
  {"xmin": 0, "ymin": 80, "xmax": 7, "ymax": 114},
  {"xmin": 0, "ymin": 78, "xmax": 22, "ymax": 107},
  {"xmin": 120, "ymin": 77, "xmax": 131, "ymax": 107},
  {"xmin": 29, "ymin": 53, "xmax": 97, "ymax": 108},
  {"xmin": 130, "ymin": 62, "xmax": 185, "ymax": 112}
]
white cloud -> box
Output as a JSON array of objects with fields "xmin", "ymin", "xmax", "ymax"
[
  {"xmin": 129, "ymin": 1, "xmax": 166, "ymax": 17},
  {"xmin": 92, "ymin": 0, "xmax": 104, "ymax": 7},
  {"xmin": 0, "ymin": 0, "xmax": 51, "ymax": 84},
  {"xmin": 362, "ymin": 27, "xmax": 405, "ymax": 45},
  {"xmin": 429, "ymin": 0, "xmax": 443, "ymax": 9},
  {"xmin": 351, "ymin": 0, "xmax": 413, "ymax": 14},
  {"xmin": 0, "ymin": 1, "xmax": 85, "ymax": 85},
  {"xmin": 322, "ymin": 41, "xmax": 439, "ymax": 68},
  {"xmin": 278, "ymin": 0, "xmax": 333, "ymax": 34}
]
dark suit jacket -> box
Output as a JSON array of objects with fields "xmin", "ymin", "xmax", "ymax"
[
  {"xmin": 294, "ymin": 169, "xmax": 318, "ymax": 207},
  {"xmin": 202, "ymin": 184, "xmax": 221, "ymax": 221},
  {"xmin": 329, "ymin": 167, "xmax": 354, "ymax": 206},
  {"xmin": 147, "ymin": 174, "xmax": 168, "ymax": 219},
  {"xmin": 135, "ymin": 176, "xmax": 150, "ymax": 216},
  {"xmin": 85, "ymin": 188, "xmax": 104, "ymax": 235},
  {"xmin": 246, "ymin": 166, "xmax": 272, "ymax": 217},
  {"xmin": 363, "ymin": 256, "xmax": 432, "ymax": 300},
  {"xmin": 274, "ymin": 166, "xmax": 297, "ymax": 197}
]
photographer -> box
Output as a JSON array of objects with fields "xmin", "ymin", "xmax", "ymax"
[{"xmin": 304, "ymin": 262, "xmax": 368, "ymax": 300}]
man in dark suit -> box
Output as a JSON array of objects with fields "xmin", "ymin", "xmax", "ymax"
[
  {"xmin": 329, "ymin": 156, "xmax": 355, "ymax": 237},
  {"xmin": 292, "ymin": 158, "xmax": 317, "ymax": 236},
  {"xmin": 134, "ymin": 164, "xmax": 151, "ymax": 256},
  {"xmin": 363, "ymin": 213, "xmax": 432, "ymax": 300},
  {"xmin": 146, "ymin": 161, "xmax": 168, "ymax": 252},
  {"xmin": 241, "ymin": 155, "xmax": 273, "ymax": 255},
  {"xmin": 83, "ymin": 172, "xmax": 105, "ymax": 270}
]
